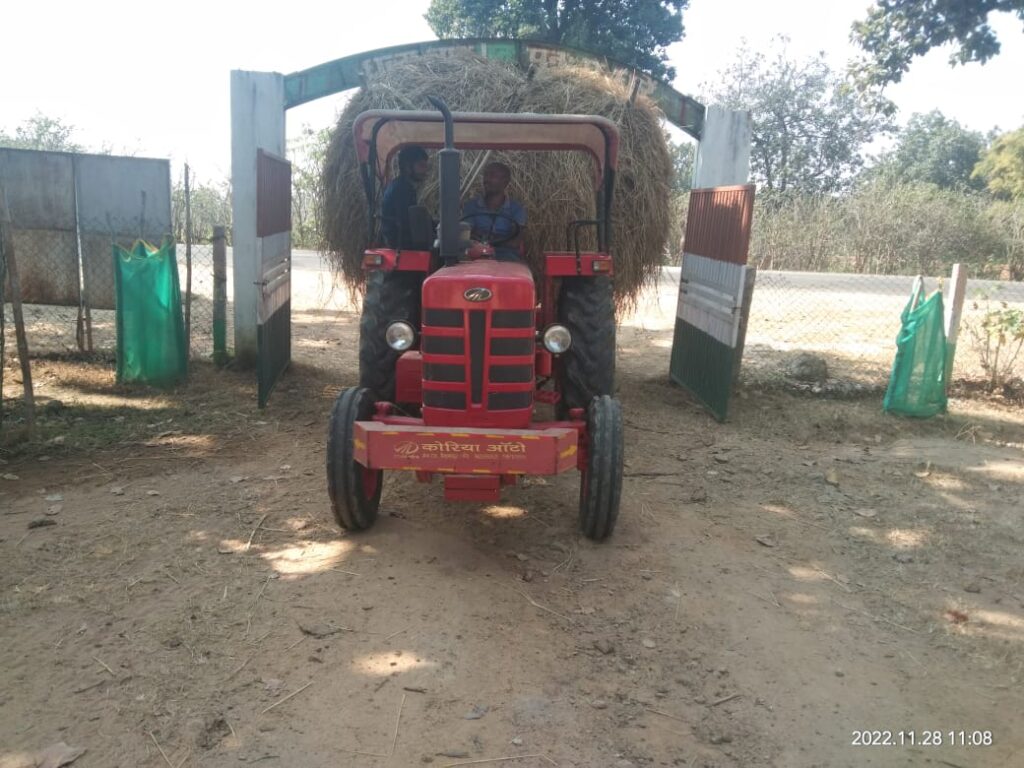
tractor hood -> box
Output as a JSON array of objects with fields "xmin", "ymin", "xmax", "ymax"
[{"xmin": 422, "ymin": 259, "xmax": 535, "ymax": 309}]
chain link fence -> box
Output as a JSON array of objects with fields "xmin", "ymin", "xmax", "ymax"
[
  {"xmin": 8, "ymin": 161, "xmax": 1022, "ymax": 411},
  {"xmin": 184, "ymin": 237, "xmax": 231, "ymax": 360},
  {"xmin": 742, "ymin": 269, "xmax": 1024, "ymax": 391},
  {"xmin": 7, "ymin": 227, "xmax": 1021, "ymax": 392},
  {"xmin": 1, "ymin": 216, "xmax": 226, "ymax": 362},
  {"xmin": 0, "ymin": 221, "xmax": 7, "ymax": 413}
]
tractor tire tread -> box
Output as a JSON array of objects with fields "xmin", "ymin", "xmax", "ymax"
[
  {"xmin": 558, "ymin": 277, "xmax": 616, "ymax": 415},
  {"xmin": 579, "ymin": 395, "xmax": 623, "ymax": 541},
  {"xmin": 359, "ymin": 271, "xmax": 421, "ymax": 401}
]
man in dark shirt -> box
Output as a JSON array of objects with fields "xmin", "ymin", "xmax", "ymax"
[{"xmin": 380, "ymin": 145, "xmax": 429, "ymax": 248}]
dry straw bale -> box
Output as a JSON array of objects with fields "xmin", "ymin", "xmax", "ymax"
[{"xmin": 319, "ymin": 50, "xmax": 673, "ymax": 309}]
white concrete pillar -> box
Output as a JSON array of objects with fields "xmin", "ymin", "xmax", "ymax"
[
  {"xmin": 692, "ymin": 106, "xmax": 752, "ymax": 188},
  {"xmin": 230, "ymin": 70, "xmax": 286, "ymax": 366}
]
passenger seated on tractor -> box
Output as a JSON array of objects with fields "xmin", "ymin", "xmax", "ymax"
[
  {"xmin": 462, "ymin": 161, "xmax": 526, "ymax": 262},
  {"xmin": 380, "ymin": 145, "xmax": 430, "ymax": 249}
]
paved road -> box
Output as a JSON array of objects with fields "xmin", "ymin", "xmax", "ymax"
[
  {"xmin": 291, "ymin": 247, "xmax": 328, "ymax": 274},
  {"xmin": 212, "ymin": 246, "xmax": 324, "ymax": 275},
  {"xmin": 225, "ymin": 247, "xmax": 1024, "ymax": 306}
]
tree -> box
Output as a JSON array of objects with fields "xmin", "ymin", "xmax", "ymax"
[
  {"xmin": 665, "ymin": 136, "xmax": 693, "ymax": 256},
  {"xmin": 667, "ymin": 137, "xmax": 694, "ymax": 192},
  {"xmin": 289, "ymin": 124, "xmax": 332, "ymax": 249},
  {"xmin": 0, "ymin": 112, "xmax": 84, "ymax": 152},
  {"xmin": 973, "ymin": 127, "xmax": 1024, "ymax": 199},
  {"xmin": 705, "ymin": 42, "xmax": 894, "ymax": 195},
  {"xmin": 869, "ymin": 110, "xmax": 987, "ymax": 190},
  {"xmin": 852, "ymin": 0, "xmax": 1024, "ymax": 86},
  {"xmin": 172, "ymin": 172, "xmax": 232, "ymax": 243},
  {"xmin": 424, "ymin": 0, "xmax": 689, "ymax": 80}
]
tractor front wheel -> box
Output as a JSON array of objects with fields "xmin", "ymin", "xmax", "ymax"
[
  {"xmin": 578, "ymin": 395, "xmax": 623, "ymax": 541},
  {"xmin": 327, "ymin": 387, "xmax": 383, "ymax": 531}
]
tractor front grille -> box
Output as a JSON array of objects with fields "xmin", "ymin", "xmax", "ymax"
[
  {"xmin": 488, "ymin": 391, "xmax": 533, "ymax": 409},
  {"xmin": 423, "ymin": 363, "xmax": 464, "ymax": 382},
  {"xmin": 492, "ymin": 310, "xmax": 534, "ymax": 328},
  {"xmin": 421, "ymin": 302, "xmax": 535, "ymax": 421},
  {"xmin": 424, "ymin": 308, "xmax": 463, "ymax": 327},
  {"xmin": 490, "ymin": 364, "xmax": 533, "ymax": 383},
  {"xmin": 469, "ymin": 310, "xmax": 486, "ymax": 403},
  {"xmin": 423, "ymin": 390, "xmax": 466, "ymax": 409},
  {"xmin": 490, "ymin": 337, "xmax": 533, "ymax": 355},
  {"xmin": 423, "ymin": 336, "xmax": 464, "ymax": 355}
]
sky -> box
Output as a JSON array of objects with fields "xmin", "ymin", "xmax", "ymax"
[{"xmin": 2, "ymin": 0, "xmax": 1022, "ymax": 183}]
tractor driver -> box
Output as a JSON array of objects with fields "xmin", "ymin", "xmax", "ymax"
[
  {"xmin": 462, "ymin": 161, "xmax": 526, "ymax": 261},
  {"xmin": 380, "ymin": 145, "xmax": 430, "ymax": 249}
]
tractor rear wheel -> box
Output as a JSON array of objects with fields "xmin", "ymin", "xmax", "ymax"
[
  {"xmin": 557, "ymin": 277, "xmax": 615, "ymax": 417},
  {"xmin": 578, "ymin": 395, "xmax": 623, "ymax": 541},
  {"xmin": 359, "ymin": 271, "xmax": 421, "ymax": 401},
  {"xmin": 327, "ymin": 387, "xmax": 382, "ymax": 531}
]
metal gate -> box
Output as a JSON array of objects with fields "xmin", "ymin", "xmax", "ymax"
[
  {"xmin": 669, "ymin": 184, "xmax": 755, "ymax": 421},
  {"xmin": 256, "ymin": 149, "xmax": 292, "ymax": 407}
]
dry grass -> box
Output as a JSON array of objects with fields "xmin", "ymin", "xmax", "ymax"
[{"xmin": 318, "ymin": 49, "xmax": 673, "ymax": 312}]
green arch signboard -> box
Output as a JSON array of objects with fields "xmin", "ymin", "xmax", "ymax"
[{"xmin": 283, "ymin": 38, "xmax": 705, "ymax": 140}]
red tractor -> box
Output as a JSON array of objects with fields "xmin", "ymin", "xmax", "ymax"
[{"xmin": 327, "ymin": 97, "xmax": 623, "ymax": 540}]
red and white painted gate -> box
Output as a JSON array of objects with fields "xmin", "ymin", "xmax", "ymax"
[{"xmin": 669, "ymin": 184, "xmax": 756, "ymax": 421}]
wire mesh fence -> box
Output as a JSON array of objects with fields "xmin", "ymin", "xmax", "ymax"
[
  {"xmin": 0, "ymin": 220, "xmax": 7, "ymax": 412},
  {"xmin": 186, "ymin": 238, "xmax": 233, "ymax": 360},
  {"xmin": 5, "ymin": 159, "xmax": 1021, "ymax": 407},
  {"xmin": 0, "ymin": 215, "xmax": 227, "ymax": 362},
  {"xmin": 742, "ymin": 269, "xmax": 1024, "ymax": 391}
]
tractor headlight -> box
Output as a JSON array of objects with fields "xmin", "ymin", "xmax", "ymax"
[
  {"xmin": 542, "ymin": 324, "xmax": 572, "ymax": 354},
  {"xmin": 385, "ymin": 321, "xmax": 416, "ymax": 351}
]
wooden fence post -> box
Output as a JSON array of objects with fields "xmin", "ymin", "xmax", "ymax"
[
  {"xmin": 944, "ymin": 263, "xmax": 967, "ymax": 388},
  {"xmin": 213, "ymin": 225, "xmax": 227, "ymax": 366},
  {"xmin": 0, "ymin": 184, "xmax": 36, "ymax": 439},
  {"xmin": 184, "ymin": 163, "xmax": 193, "ymax": 359}
]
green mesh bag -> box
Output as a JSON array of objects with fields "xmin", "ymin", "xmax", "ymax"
[
  {"xmin": 114, "ymin": 239, "xmax": 187, "ymax": 386},
  {"xmin": 883, "ymin": 278, "xmax": 947, "ymax": 417}
]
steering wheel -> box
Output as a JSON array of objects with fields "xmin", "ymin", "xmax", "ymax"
[{"xmin": 459, "ymin": 212, "xmax": 521, "ymax": 246}]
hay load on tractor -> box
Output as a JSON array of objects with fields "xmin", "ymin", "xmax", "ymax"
[
  {"xmin": 320, "ymin": 49, "xmax": 674, "ymax": 310},
  {"xmin": 324, "ymin": 91, "xmax": 628, "ymax": 540}
]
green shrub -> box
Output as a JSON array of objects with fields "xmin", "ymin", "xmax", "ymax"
[{"xmin": 747, "ymin": 181, "xmax": 1022, "ymax": 276}]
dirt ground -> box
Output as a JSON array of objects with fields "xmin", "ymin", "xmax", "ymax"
[{"xmin": 2, "ymin": 290, "xmax": 1024, "ymax": 768}]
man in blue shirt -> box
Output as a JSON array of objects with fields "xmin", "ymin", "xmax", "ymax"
[
  {"xmin": 462, "ymin": 161, "xmax": 527, "ymax": 261},
  {"xmin": 380, "ymin": 146, "xmax": 429, "ymax": 249}
]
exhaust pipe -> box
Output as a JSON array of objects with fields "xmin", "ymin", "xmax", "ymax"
[{"xmin": 427, "ymin": 95, "xmax": 461, "ymax": 266}]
